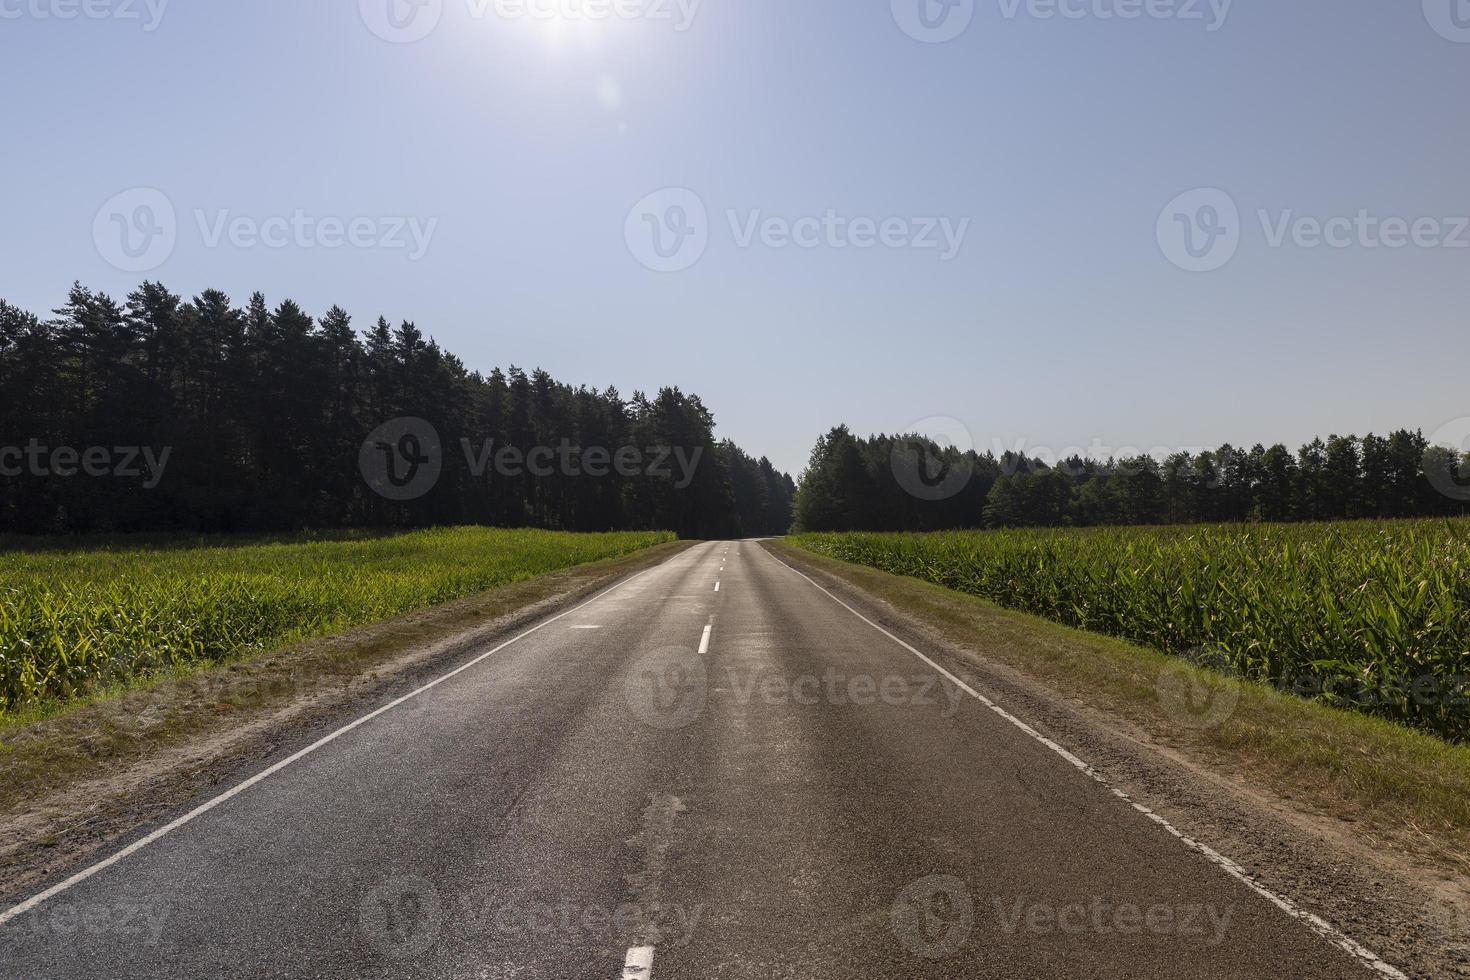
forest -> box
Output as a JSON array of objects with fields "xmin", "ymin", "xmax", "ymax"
[
  {"xmin": 794, "ymin": 425, "xmax": 1470, "ymax": 532},
  {"xmin": 0, "ymin": 282, "xmax": 794, "ymax": 539}
]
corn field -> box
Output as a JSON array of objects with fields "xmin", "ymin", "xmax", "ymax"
[
  {"xmin": 794, "ymin": 521, "xmax": 1470, "ymax": 741},
  {"xmin": 0, "ymin": 527, "xmax": 673, "ymax": 714}
]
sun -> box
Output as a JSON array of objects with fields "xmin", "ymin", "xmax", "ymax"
[{"xmin": 502, "ymin": 0, "xmax": 620, "ymax": 50}]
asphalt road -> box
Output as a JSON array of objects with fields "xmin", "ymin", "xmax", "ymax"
[{"xmin": 0, "ymin": 541, "xmax": 1389, "ymax": 979}]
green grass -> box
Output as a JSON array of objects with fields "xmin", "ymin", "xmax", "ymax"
[
  {"xmin": 792, "ymin": 520, "xmax": 1470, "ymax": 741},
  {"xmin": 0, "ymin": 527, "xmax": 674, "ymax": 714}
]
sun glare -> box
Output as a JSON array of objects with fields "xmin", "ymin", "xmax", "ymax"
[{"xmin": 508, "ymin": 2, "xmax": 621, "ymax": 50}]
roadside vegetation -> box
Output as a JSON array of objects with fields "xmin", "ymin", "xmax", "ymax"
[
  {"xmin": 0, "ymin": 283, "xmax": 794, "ymax": 540},
  {"xmin": 768, "ymin": 540, "xmax": 1470, "ymax": 875},
  {"xmin": 0, "ymin": 527, "xmax": 673, "ymax": 715},
  {"xmin": 792, "ymin": 425, "xmax": 1468, "ymax": 533},
  {"xmin": 793, "ymin": 520, "xmax": 1470, "ymax": 742}
]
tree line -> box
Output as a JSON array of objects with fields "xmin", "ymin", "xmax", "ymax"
[
  {"xmin": 0, "ymin": 282, "xmax": 794, "ymax": 538},
  {"xmin": 793, "ymin": 425, "xmax": 1470, "ymax": 532}
]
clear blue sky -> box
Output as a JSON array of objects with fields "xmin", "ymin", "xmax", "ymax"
[{"xmin": 4, "ymin": 0, "xmax": 1468, "ymax": 476}]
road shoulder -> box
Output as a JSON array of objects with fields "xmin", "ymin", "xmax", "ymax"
[
  {"xmin": 765, "ymin": 539, "xmax": 1470, "ymax": 980},
  {"xmin": 0, "ymin": 540, "xmax": 694, "ymax": 904}
]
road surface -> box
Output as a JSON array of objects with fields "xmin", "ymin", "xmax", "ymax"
[{"xmin": 0, "ymin": 541, "xmax": 1389, "ymax": 979}]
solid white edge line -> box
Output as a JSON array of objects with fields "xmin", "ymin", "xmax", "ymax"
[
  {"xmin": 0, "ymin": 559, "xmax": 671, "ymax": 930},
  {"xmin": 764, "ymin": 550, "xmax": 1408, "ymax": 980},
  {"xmin": 698, "ymin": 624, "xmax": 713, "ymax": 655},
  {"xmin": 622, "ymin": 944, "xmax": 655, "ymax": 978}
]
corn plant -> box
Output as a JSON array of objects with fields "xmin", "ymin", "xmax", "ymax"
[
  {"xmin": 795, "ymin": 521, "xmax": 1470, "ymax": 741},
  {"xmin": 0, "ymin": 528, "xmax": 673, "ymax": 713}
]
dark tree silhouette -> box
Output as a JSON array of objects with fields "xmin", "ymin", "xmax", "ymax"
[
  {"xmin": 0, "ymin": 283, "xmax": 794, "ymax": 539},
  {"xmin": 792, "ymin": 427, "xmax": 1468, "ymax": 532}
]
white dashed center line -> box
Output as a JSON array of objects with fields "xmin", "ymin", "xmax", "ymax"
[
  {"xmin": 698, "ymin": 624, "xmax": 713, "ymax": 654},
  {"xmin": 623, "ymin": 945, "xmax": 655, "ymax": 979}
]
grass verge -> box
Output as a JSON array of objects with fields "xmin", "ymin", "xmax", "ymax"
[
  {"xmin": 770, "ymin": 539, "xmax": 1470, "ymax": 873},
  {"xmin": 1, "ymin": 527, "xmax": 675, "ymax": 714},
  {"xmin": 0, "ymin": 539, "xmax": 690, "ymax": 817}
]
